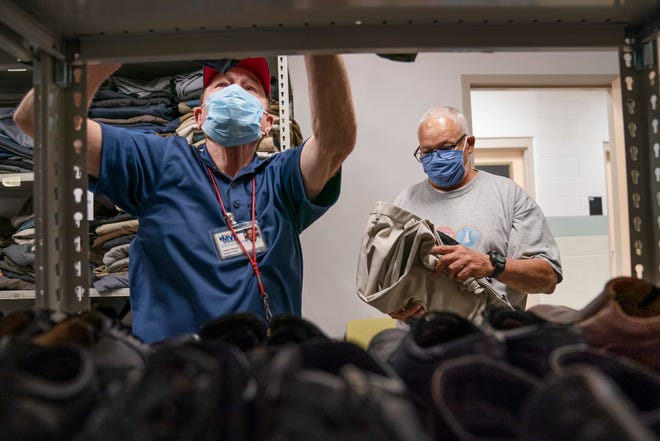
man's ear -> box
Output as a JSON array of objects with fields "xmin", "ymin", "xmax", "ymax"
[
  {"xmin": 466, "ymin": 135, "xmax": 476, "ymax": 152},
  {"xmin": 263, "ymin": 111, "xmax": 275, "ymax": 134},
  {"xmin": 194, "ymin": 106, "xmax": 203, "ymax": 130}
]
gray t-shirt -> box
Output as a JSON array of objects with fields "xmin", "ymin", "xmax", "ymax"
[{"xmin": 393, "ymin": 171, "xmax": 562, "ymax": 309}]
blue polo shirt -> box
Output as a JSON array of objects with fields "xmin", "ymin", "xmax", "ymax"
[{"xmin": 91, "ymin": 123, "xmax": 340, "ymax": 343}]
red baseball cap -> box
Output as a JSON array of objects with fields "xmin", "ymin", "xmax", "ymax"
[{"xmin": 202, "ymin": 57, "xmax": 271, "ymax": 98}]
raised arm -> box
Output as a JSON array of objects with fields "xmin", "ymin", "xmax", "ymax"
[
  {"xmin": 13, "ymin": 63, "xmax": 121, "ymax": 177},
  {"xmin": 299, "ymin": 54, "xmax": 357, "ymax": 200}
]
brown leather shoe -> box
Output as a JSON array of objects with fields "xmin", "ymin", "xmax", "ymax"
[{"xmin": 529, "ymin": 277, "xmax": 660, "ymax": 370}]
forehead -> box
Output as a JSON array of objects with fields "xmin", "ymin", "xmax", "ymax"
[
  {"xmin": 418, "ymin": 117, "xmax": 462, "ymax": 144},
  {"xmin": 206, "ymin": 67, "xmax": 266, "ymax": 97}
]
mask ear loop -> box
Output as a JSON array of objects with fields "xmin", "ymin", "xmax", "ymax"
[
  {"xmin": 255, "ymin": 110, "xmax": 269, "ymax": 149},
  {"xmin": 460, "ymin": 136, "xmax": 471, "ymax": 168}
]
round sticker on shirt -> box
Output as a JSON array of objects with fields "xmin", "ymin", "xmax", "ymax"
[{"xmin": 455, "ymin": 226, "xmax": 480, "ymax": 249}]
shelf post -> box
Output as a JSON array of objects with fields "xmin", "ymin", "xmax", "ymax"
[
  {"xmin": 277, "ymin": 55, "xmax": 291, "ymax": 150},
  {"xmin": 32, "ymin": 44, "xmax": 90, "ymax": 313}
]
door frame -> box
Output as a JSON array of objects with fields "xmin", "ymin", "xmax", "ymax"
[
  {"xmin": 474, "ymin": 137, "xmax": 535, "ymax": 199},
  {"xmin": 461, "ymin": 73, "xmax": 631, "ymax": 279}
]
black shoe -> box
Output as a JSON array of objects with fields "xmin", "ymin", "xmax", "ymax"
[
  {"xmin": 198, "ymin": 312, "xmax": 268, "ymax": 352},
  {"xmin": 647, "ymin": 411, "xmax": 660, "ymax": 437},
  {"xmin": 199, "ymin": 312, "xmax": 331, "ymax": 351},
  {"xmin": 31, "ymin": 310, "xmax": 151, "ymax": 398},
  {"xmin": 366, "ymin": 327, "xmax": 408, "ymax": 365},
  {"xmin": 480, "ymin": 304, "xmax": 547, "ymax": 331},
  {"xmin": 0, "ymin": 342, "xmax": 99, "ymax": 441},
  {"xmin": 431, "ymin": 354, "xmax": 540, "ymax": 441},
  {"xmin": 77, "ymin": 341, "xmax": 252, "ymax": 441},
  {"xmin": 520, "ymin": 365, "xmax": 658, "ymax": 441},
  {"xmin": 388, "ymin": 311, "xmax": 506, "ymax": 408},
  {"xmin": 265, "ymin": 313, "xmax": 331, "ymax": 346},
  {"xmin": 151, "ymin": 332, "xmax": 200, "ymax": 348},
  {"xmin": 252, "ymin": 340, "xmax": 430, "ymax": 441},
  {"xmin": 481, "ymin": 305, "xmax": 585, "ymax": 378},
  {"xmin": 551, "ymin": 345, "xmax": 660, "ymax": 421}
]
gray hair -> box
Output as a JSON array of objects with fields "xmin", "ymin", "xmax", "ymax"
[{"xmin": 419, "ymin": 107, "xmax": 470, "ymax": 134}]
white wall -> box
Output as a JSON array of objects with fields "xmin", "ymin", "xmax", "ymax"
[
  {"xmin": 471, "ymin": 89, "xmax": 612, "ymax": 309},
  {"xmin": 471, "ymin": 89, "xmax": 610, "ymax": 217},
  {"xmin": 288, "ymin": 51, "xmax": 619, "ymax": 338}
]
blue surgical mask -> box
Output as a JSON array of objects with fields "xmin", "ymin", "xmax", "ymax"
[
  {"xmin": 421, "ymin": 148, "xmax": 467, "ymax": 188},
  {"xmin": 201, "ymin": 84, "xmax": 265, "ymax": 147}
]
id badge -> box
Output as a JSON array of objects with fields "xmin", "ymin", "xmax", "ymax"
[{"xmin": 211, "ymin": 221, "xmax": 268, "ymax": 260}]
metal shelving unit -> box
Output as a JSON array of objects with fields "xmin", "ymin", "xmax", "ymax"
[
  {"xmin": 0, "ymin": 288, "xmax": 129, "ymax": 301},
  {"xmin": 0, "ymin": 0, "xmax": 659, "ymax": 312}
]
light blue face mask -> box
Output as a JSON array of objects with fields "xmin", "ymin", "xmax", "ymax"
[
  {"xmin": 201, "ymin": 84, "xmax": 265, "ymax": 147},
  {"xmin": 421, "ymin": 148, "xmax": 467, "ymax": 188}
]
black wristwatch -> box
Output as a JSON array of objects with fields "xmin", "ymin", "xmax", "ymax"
[{"xmin": 487, "ymin": 251, "xmax": 506, "ymax": 278}]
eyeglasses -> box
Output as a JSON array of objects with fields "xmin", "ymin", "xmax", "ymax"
[{"xmin": 413, "ymin": 133, "xmax": 467, "ymax": 162}]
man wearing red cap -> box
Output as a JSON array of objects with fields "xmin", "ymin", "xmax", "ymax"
[{"xmin": 14, "ymin": 55, "xmax": 357, "ymax": 343}]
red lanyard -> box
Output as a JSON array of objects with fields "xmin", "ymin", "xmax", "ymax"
[{"xmin": 205, "ymin": 166, "xmax": 273, "ymax": 322}]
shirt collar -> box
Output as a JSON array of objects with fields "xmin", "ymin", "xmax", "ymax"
[{"xmin": 197, "ymin": 143, "xmax": 273, "ymax": 179}]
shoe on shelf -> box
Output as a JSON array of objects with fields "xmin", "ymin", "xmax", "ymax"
[
  {"xmin": 199, "ymin": 312, "xmax": 331, "ymax": 351},
  {"xmin": 480, "ymin": 305, "xmax": 585, "ymax": 378},
  {"xmin": 387, "ymin": 311, "xmax": 506, "ymax": 408},
  {"xmin": 252, "ymin": 340, "xmax": 430, "ymax": 441},
  {"xmin": 366, "ymin": 327, "xmax": 408, "ymax": 365},
  {"xmin": 0, "ymin": 308, "xmax": 61, "ymax": 343},
  {"xmin": 30, "ymin": 310, "xmax": 151, "ymax": 398},
  {"xmin": 430, "ymin": 354, "xmax": 540, "ymax": 441},
  {"xmin": 480, "ymin": 304, "xmax": 547, "ymax": 332},
  {"xmin": 75, "ymin": 341, "xmax": 252, "ymax": 441},
  {"xmin": 198, "ymin": 312, "xmax": 268, "ymax": 352},
  {"xmin": 529, "ymin": 277, "xmax": 660, "ymax": 370},
  {"xmin": 551, "ymin": 345, "xmax": 660, "ymax": 423},
  {"xmin": 520, "ymin": 365, "xmax": 658, "ymax": 441},
  {"xmin": 264, "ymin": 313, "xmax": 331, "ymax": 346},
  {"xmin": 0, "ymin": 342, "xmax": 99, "ymax": 441}
]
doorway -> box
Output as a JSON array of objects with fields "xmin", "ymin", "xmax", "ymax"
[
  {"xmin": 474, "ymin": 137, "xmax": 533, "ymax": 197},
  {"xmin": 465, "ymin": 80, "xmax": 628, "ymax": 309}
]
